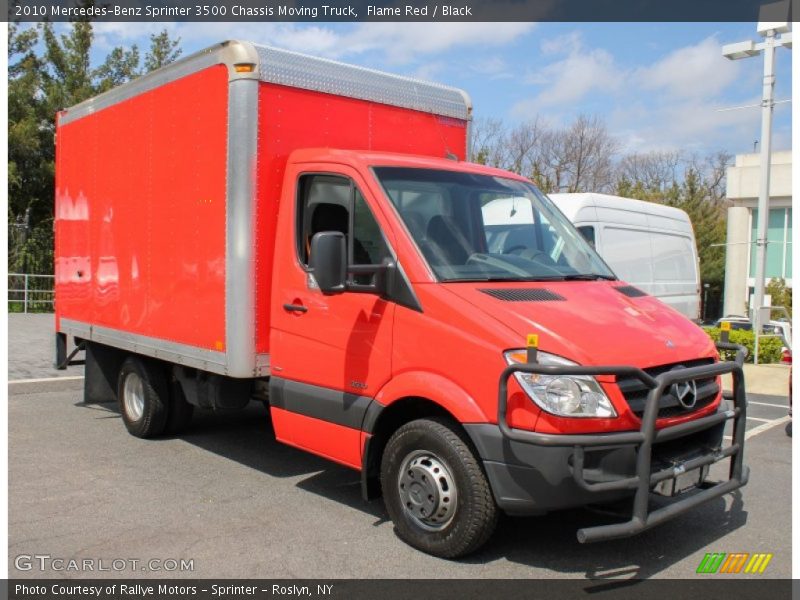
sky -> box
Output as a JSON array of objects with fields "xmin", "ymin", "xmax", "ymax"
[{"xmin": 78, "ymin": 21, "xmax": 793, "ymax": 157}]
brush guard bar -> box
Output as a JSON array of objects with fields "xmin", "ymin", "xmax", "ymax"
[{"xmin": 497, "ymin": 342, "xmax": 749, "ymax": 543}]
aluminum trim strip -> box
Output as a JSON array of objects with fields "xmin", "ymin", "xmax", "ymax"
[
  {"xmin": 253, "ymin": 44, "xmax": 471, "ymax": 121},
  {"xmin": 58, "ymin": 41, "xmax": 260, "ymax": 126},
  {"xmin": 225, "ymin": 78, "xmax": 260, "ymax": 378},
  {"xmin": 58, "ymin": 40, "xmax": 471, "ymax": 126},
  {"xmin": 58, "ymin": 318, "xmax": 236, "ymax": 376}
]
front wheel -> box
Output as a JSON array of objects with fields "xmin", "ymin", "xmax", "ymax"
[{"xmin": 381, "ymin": 418, "xmax": 498, "ymax": 558}]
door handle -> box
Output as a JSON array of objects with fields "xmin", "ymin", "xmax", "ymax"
[{"xmin": 283, "ymin": 303, "xmax": 308, "ymax": 313}]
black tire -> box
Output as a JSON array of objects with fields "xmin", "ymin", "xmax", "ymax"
[
  {"xmin": 165, "ymin": 378, "xmax": 194, "ymax": 435},
  {"xmin": 786, "ymin": 421, "xmax": 792, "ymax": 437},
  {"xmin": 380, "ymin": 418, "xmax": 498, "ymax": 558},
  {"xmin": 117, "ymin": 357, "xmax": 169, "ymax": 438}
]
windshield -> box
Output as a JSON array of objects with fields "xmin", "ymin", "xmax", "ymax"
[{"xmin": 372, "ymin": 167, "xmax": 615, "ymax": 282}]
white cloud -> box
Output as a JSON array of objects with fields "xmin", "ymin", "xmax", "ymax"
[
  {"xmin": 636, "ymin": 36, "xmax": 741, "ymax": 100},
  {"xmin": 469, "ymin": 56, "xmax": 513, "ymax": 79},
  {"xmin": 92, "ymin": 22, "xmax": 169, "ymax": 44},
  {"xmin": 409, "ymin": 61, "xmax": 447, "ymax": 82},
  {"xmin": 330, "ymin": 22, "xmax": 535, "ymax": 64},
  {"xmin": 540, "ymin": 31, "xmax": 583, "ymax": 56},
  {"xmin": 608, "ymin": 95, "xmax": 774, "ymax": 154},
  {"xmin": 131, "ymin": 22, "xmax": 535, "ymax": 65},
  {"xmin": 512, "ymin": 33, "xmax": 623, "ymax": 117},
  {"xmin": 116, "ymin": 22, "xmax": 345, "ymax": 57},
  {"xmin": 509, "ymin": 31, "xmax": 780, "ymax": 154}
]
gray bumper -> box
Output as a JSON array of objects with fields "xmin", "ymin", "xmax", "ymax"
[
  {"xmin": 465, "ymin": 413, "xmax": 727, "ymax": 516},
  {"xmin": 479, "ymin": 341, "xmax": 749, "ymax": 543}
]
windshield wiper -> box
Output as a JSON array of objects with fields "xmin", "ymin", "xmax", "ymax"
[
  {"xmin": 511, "ymin": 274, "xmax": 617, "ymax": 282},
  {"xmin": 446, "ymin": 277, "xmax": 524, "ymax": 283},
  {"xmin": 559, "ymin": 273, "xmax": 617, "ymax": 281},
  {"xmin": 444, "ymin": 274, "xmax": 616, "ymax": 283}
]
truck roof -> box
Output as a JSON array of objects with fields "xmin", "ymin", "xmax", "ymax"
[{"xmin": 59, "ymin": 40, "xmax": 472, "ymax": 126}]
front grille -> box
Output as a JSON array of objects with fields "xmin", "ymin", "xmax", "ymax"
[
  {"xmin": 616, "ymin": 358, "xmax": 719, "ymax": 419},
  {"xmin": 479, "ymin": 288, "xmax": 566, "ymax": 302}
]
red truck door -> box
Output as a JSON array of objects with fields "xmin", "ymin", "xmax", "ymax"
[{"xmin": 270, "ymin": 165, "xmax": 395, "ymax": 468}]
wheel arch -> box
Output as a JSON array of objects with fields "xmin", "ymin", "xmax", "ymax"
[{"xmin": 360, "ymin": 373, "xmax": 490, "ymax": 501}]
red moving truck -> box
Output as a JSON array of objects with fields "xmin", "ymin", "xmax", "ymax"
[{"xmin": 55, "ymin": 40, "xmax": 749, "ymax": 558}]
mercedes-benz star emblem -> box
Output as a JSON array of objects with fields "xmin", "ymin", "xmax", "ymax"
[{"xmin": 671, "ymin": 379, "xmax": 698, "ymax": 409}]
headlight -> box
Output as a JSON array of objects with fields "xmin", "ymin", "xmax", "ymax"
[{"xmin": 504, "ymin": 350, "xmax": 617, "ymax": 418}]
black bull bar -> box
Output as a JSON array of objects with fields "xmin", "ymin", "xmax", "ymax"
[{"xmin": 497, "ymin": 342, "xmax": 749, "ymax": 543}]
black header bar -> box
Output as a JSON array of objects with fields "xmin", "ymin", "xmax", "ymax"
[{"xmin": 5, "ymin": 0, "xmax": 792, "ymax": 23}]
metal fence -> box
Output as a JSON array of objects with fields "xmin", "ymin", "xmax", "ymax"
[{"xmin": 8, "ymin": 273, "xmax": 55, "ymax": 313}]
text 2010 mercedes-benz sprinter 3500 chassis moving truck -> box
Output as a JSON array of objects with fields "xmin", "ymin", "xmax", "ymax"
[{"xmin": 55, "ymin": 40, "xmax": 749, "ymax": 558}]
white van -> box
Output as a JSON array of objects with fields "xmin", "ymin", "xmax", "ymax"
[{"xmin": 548, "ymin": 193, "xmax": 701, "ymax": 320}]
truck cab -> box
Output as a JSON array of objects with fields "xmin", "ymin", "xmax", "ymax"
[{"xmin": 267, "ymin": 149, "xmax": 748, "ymax": 556}]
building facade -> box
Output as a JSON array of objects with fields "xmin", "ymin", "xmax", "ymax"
[{"xmin": 723, "ymin": 150, "xmax": 792, "ymax": 317}]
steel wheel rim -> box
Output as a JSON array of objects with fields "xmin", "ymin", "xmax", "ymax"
[
  {"xmin": 123, "ymin": 372, "xmax": 145, "ymax": 422},
  {"xmin": 397, "ymin": 450, "xmax": 458, "ymax": 531}
]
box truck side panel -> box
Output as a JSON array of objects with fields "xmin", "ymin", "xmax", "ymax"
[
  {"xmin": 55, "ymin": 65, "xmax": 230, "ymax": 352},
  {"xmin": 253, "ymin": 82, "xmax": 469, "ymax": 353}
]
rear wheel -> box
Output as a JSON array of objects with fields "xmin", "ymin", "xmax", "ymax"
[
  {"xmin": 117, "ymin": 357, "xmax": 169, "ymax": 438},
  {"xmin": 381, "ymin": 418, "xmax": 498, "ymax": 558}
]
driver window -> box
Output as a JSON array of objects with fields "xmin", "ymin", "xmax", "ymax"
[
  {"xmin": 296, "ymin": 174, "xmax": 390, "ymax": 277},
  {"xmin": 297, "ymin": 174, "xmax": 351, "ymax": 266}
]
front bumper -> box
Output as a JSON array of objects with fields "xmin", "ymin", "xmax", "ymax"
[{"xmin": 474, "ymin": 342, "xmax": 749, "ymax": 543}]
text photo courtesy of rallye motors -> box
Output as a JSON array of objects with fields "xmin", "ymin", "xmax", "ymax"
[{"xmin": 53, "ymin": 40, "xmax": 749, "ymax": 559}]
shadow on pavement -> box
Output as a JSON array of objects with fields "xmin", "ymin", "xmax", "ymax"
[
  {"xmin": 466, "ymin": 491, "xmax": 746, "ymax": 581},
  {"xmin": 75, "ymin": 399, "xmax": 384, "ymax": 519}
]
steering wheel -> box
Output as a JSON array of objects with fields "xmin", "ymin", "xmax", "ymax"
[
  {"xmin": 466, "ymin": 251, "xmax": 562, "ymax": 277},
  {"xmin": 507, "ymin": 247, "xmax": 549, "ymax": 262}
]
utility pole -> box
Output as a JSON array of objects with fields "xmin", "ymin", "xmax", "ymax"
[{"xmin": 722, "ymin": 6, "xmax": 791, "ymax": 363}]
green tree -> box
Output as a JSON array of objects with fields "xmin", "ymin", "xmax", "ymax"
[
  {"xmin": 8, "ymin": 24, "xmax": 54, "ymax": 274},
  {"xmin": 8, "ymin": 23, "xmax": 182, "ymax": 276},
  {"xmin": 8, "ymin": 24, "xmax": 45, "ymax": 215},
  {"xmin": 95, "ymin": 45, "xmax": 142, "ymax": 92},
  {"xmin": 41, "ymin": 22, "xmax": 95, "ymax": 111},
  {"xmin": 766, "ymin": 278, "xmax": 792, "ymax": 316},
  {"xmin": 661, "ymin": 168, "xmax": 728, "ymax": 315},
  {"xmin": 144, "ymin": 30, "xmax": 182, "ymax": 72}
]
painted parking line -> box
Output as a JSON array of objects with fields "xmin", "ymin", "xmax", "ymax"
[
  {"xmin": 723, "ymin": 415, "xmax": 791, "ymax": 441},
  {"xmin": 749, "ymin": 400, "xmax": 790, "ymax": 409},
  {"xmin": 9, "ymin": 375, "xmax": 84, "ymax": 384},
  {"xmin": 744, "ymin": 416, "xmax": 791, "ymax": 439},
  {"xmin": 746, "ymin": 416, "xmax": 774, "ymax": 423}
]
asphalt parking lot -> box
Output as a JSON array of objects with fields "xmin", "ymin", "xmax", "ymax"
[{"xmin": 8, "ymin": 315, "xmax": 792, "ymax": 579}]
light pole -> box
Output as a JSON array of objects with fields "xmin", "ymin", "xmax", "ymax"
[
  {"xmin": 722, "ymin": 7, "xmax": 791, "ymax": 363},
  {"xmin": 703, "ymin": 283, "xmax": 710, "ymax": 322}
]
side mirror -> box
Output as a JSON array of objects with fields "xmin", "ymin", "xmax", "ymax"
[{"xmin": 309, "ymin": 231, "xmax": 347, "ymax": 294}]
